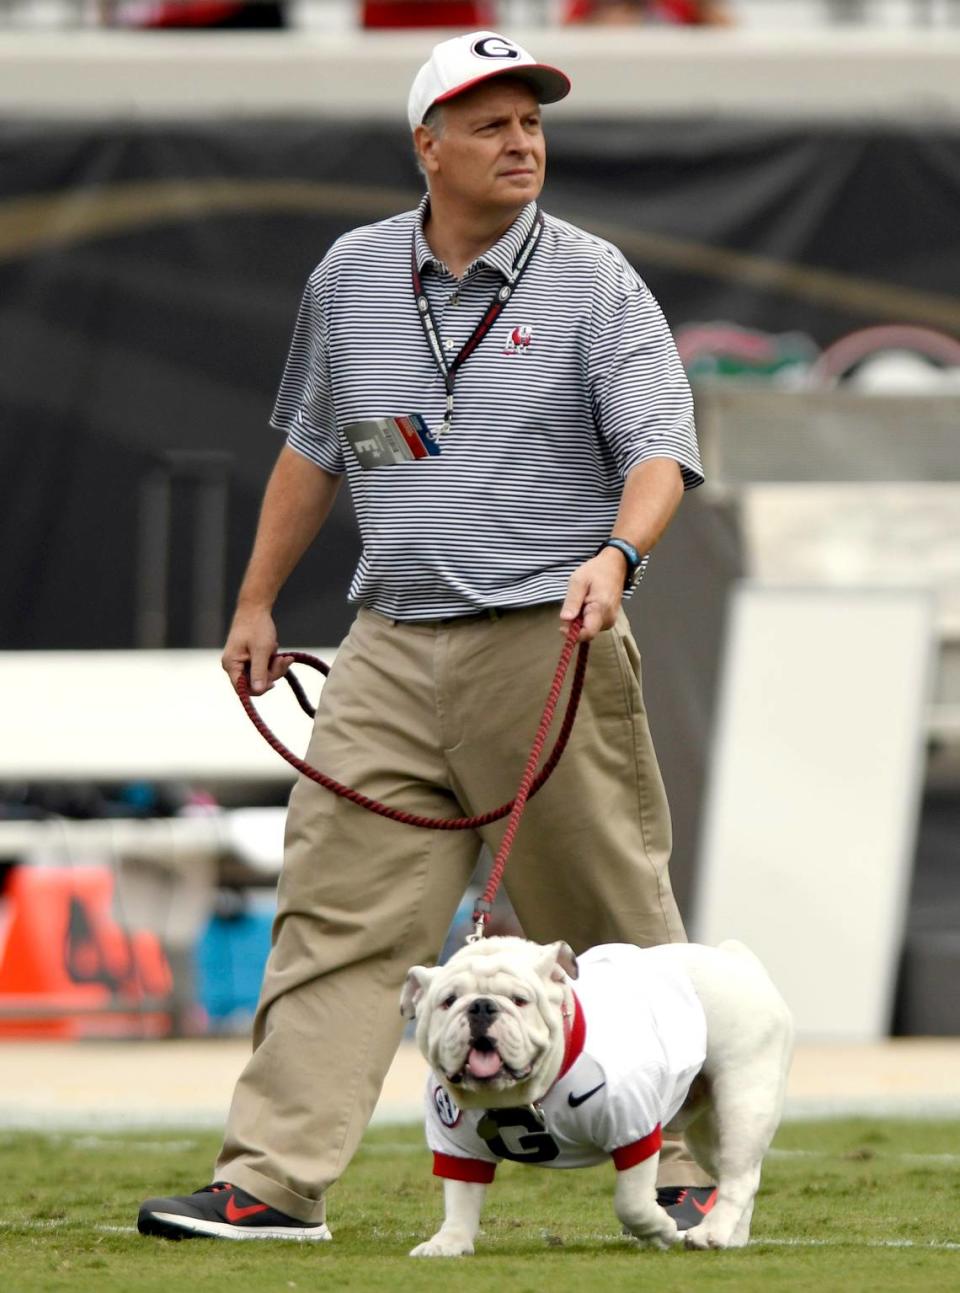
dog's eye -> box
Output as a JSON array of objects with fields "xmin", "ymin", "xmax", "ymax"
[
  {"xmin": 440, "ymin": 993, "xmax": 457, "ymax": 1010},
  {"xmin": 511, "ymin": 996, "xmax": 529, "ymax": 1007}
]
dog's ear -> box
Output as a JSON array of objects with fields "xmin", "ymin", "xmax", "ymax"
[
  {"xmin": 400, "ymin": 965, "xmax": 437, "ymax": 1019},
  {"xmin": 555, "ymin": 941, "xmax": 579, "ymax": 980},
  {"xmin": 534, "ymin": 940, "xmax": 579, "ymax": 983}
]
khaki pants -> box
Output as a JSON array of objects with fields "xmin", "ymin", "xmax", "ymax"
[{"xmin": 216, "ymin": 604, "xmax": 708, "ymax": 1222}]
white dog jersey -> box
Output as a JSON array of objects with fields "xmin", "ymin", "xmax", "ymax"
[{"xmin": 425, "ymin": 943, "xmax": 708, "ymax": 1182}]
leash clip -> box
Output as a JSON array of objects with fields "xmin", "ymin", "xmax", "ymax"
[{"xmin": 466, "ymin": 899, "xmax": 493, "ymax": 943}]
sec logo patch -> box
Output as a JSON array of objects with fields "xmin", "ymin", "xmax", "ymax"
[{"xmin": 433, "ymin": 1085, "xmax": 462, "ymax": 1128}]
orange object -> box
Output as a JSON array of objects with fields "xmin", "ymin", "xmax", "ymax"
[{"xmin": 0, "ymin": 865, "xmax": 172, "ymax": 1039}]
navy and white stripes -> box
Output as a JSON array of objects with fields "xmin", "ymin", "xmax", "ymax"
[{"xmin": 271, "ymin": 196, "xmax": 703, "ymax": 621}]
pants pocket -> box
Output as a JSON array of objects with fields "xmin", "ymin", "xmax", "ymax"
[{"xmin": 611, "ymin": 617, "xmax": 645, "ymax": 716}]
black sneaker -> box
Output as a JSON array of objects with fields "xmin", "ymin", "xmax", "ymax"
[
  {"xmin": 137, "ymin": 1182, "xmax": 332, "ymax": 1241},
  {"xmin": 656, "ymin": 1185, "xmax": 718, "ymax": 1231}
]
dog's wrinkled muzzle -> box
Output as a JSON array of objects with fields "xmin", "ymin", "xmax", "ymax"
[{"xmin": 465, "ymin": 997, "xmax": 504, "ymax": 1079}]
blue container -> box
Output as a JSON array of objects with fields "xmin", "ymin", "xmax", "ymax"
[{"xmin": 195, "ymin": 899, "xmax": 275, "ymax": 1028}]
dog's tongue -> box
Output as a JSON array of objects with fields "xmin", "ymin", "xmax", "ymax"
[{"xmin": 466, "ymin": 1047, "xmax": 503, "ymax": 1079}]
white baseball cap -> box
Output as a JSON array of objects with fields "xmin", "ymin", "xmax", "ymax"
[{"xmin": 408, "ymin": 31, "xmax": 571, "ymax": 131}]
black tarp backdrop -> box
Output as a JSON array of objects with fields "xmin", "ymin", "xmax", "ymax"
[
  {"xmin": 2, "ymin": 117, "xmax": 959, "ymax": 652},
  {"xmin": 1, "ymin": 117, "xmax": 958, "ymax": 925}
]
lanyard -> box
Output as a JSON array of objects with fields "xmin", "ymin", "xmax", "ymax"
[{"xmin": 411, "ymin": 207, "xmax": 544, "ymax": 437}]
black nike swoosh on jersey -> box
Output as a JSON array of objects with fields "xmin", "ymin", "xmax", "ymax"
[{"xmin": 567, "ymin": 1082, "xmax": 606, "ymax": 1107}]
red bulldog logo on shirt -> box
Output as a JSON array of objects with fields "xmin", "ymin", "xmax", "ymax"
[{"xmin": 503, "ymin": 325, "xmax": 534, "ymax": 356}]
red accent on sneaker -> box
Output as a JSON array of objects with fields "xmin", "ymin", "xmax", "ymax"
[
  {"xmin": 692, "ymin": 1188, "xmax": 718, "ymax": 1216},
  {"xmin": 225, "ymin": 1194, "xmax": 270, "ymax": 1222}
]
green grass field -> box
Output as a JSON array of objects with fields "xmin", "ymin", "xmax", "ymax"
[{"xmin": 1, "ymin": 1119, "xmax": 958, "ymax": 1292}]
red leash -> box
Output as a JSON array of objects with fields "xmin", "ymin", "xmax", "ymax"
[{"xmin": 236, "ymin": 616, "xmax": 589, "ymax": 937}]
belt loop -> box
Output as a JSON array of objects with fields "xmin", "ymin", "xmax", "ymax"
[{"xmin": 487, "ymin": 608, "xmax": 501, "ymax": 622}]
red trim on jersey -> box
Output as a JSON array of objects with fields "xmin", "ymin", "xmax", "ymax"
[
  {"xmin": 611, "ymin": 1124, "xmax": 664, "ymax": 1171},
  {"xmin": 556, "ymin": 989, "xmax": 587, "ymax": 1081},
  {"xmin": 433, "ymin": 1152, "xmax": 497, "ymax": 1183}
]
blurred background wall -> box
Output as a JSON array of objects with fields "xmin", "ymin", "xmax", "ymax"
[{"xmin": 0, "ymin": 0, "xmax": 958, "ymax": 1043}]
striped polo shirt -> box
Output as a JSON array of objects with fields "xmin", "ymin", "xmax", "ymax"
[{"xmin": 271, "ymin": 197, "xmax": 703, "ymax": 621}]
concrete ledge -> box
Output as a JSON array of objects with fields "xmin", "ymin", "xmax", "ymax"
[{"xmin": 1, "ymin": 30, "xmax": 959, "ymax": 120}]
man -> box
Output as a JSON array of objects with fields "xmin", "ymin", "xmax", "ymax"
[{"xmin": 138, "ymin": 30, "xmax": 711, "ymax": 1243}]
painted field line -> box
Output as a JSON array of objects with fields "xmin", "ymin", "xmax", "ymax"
[
  {"xmin": 770, "ymin": 1148, "xmax": 960, "ymax": 1165},
  {"xmin": 0, "ymin": 1219, "xmax": 66, "ymax": 1231},
  {"xmin": 0, "ymin": 1221, "xmax": 140, "ymax": 1235},
  {"xmin": 2, "ymin": 1219, "xmax": 958, "ymax": 1252},
  {"xmin": 753, "ymin": 1238, "xmax": 960, "ymax": 1251},
  {"xmin": 60, "ymin": 1135, "xmax": 201, "ymax": 1153}
]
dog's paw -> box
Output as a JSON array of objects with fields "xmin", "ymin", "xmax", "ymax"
[
  {"xmin": 621, "ymin": 1213, "xmax": 680, "ymax": 1251},
  {"xmin": 683, "ymin": 1220, "xmax": 738, "ymax": 1251},
  {"xmin": 409, "ymin": 1234, "xmax": 474, "ymax": 1258}
]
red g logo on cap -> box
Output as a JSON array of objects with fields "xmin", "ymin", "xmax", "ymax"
[{"xmin": 472, "ymin": 36, "xmax": 520, "ymax": 60}]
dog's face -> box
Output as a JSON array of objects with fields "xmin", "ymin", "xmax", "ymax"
[{"xmin": 401, "ymin": 936, "xmax": 578, "ymax": 1109}]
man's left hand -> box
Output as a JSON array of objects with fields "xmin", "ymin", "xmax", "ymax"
[{"xmin": 559, "ymin": 548, "xmax": 628, "ymax": 642}]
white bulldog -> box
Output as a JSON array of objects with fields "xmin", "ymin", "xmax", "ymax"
[{"xmin": 400, "ymin": 936, "xmax": 793, "ymax": 1257}]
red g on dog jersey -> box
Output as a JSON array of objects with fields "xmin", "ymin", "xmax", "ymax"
[{"xmin": 424, "ymin": 943, "xmax": 707, "ymax": 1182}]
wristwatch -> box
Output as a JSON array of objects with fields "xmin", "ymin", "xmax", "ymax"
[{"xmin": 596, "ymin": 537, "xmax": 642, "ymax": 589}]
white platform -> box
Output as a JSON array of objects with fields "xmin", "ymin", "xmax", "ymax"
[
  {"xmin": 0, "ymin": 649, "xmax": 334, "ymax": 781},
  {"xmin": 694, "ymin": 584, "xmax": 933, "ymax": 1042}
]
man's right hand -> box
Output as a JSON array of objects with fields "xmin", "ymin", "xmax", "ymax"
[{"xmin": 221, "ymin": 605, "xmax": 293, "ymax": 696}]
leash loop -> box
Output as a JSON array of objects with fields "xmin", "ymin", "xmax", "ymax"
[{"xmin": 235, "ymin": 617, "xmax": 589, "ymax": 844}]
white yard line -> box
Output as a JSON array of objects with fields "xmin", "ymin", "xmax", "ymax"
[
  {"xmin": 754, "ymin": 1238, "xmax": 960, "ymax": 1251},
  {"xmin": 1, "ymin": 1219, "xmax": 958, "ymax": 1252},
  {"xmin": 770, "ymin": 1147, "xmax": 960, "ymax": 1164}
]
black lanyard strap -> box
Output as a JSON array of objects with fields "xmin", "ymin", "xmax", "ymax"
[{"xmin": 411, "ymin": 207, "xmax": 544, "ymax": 436}]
